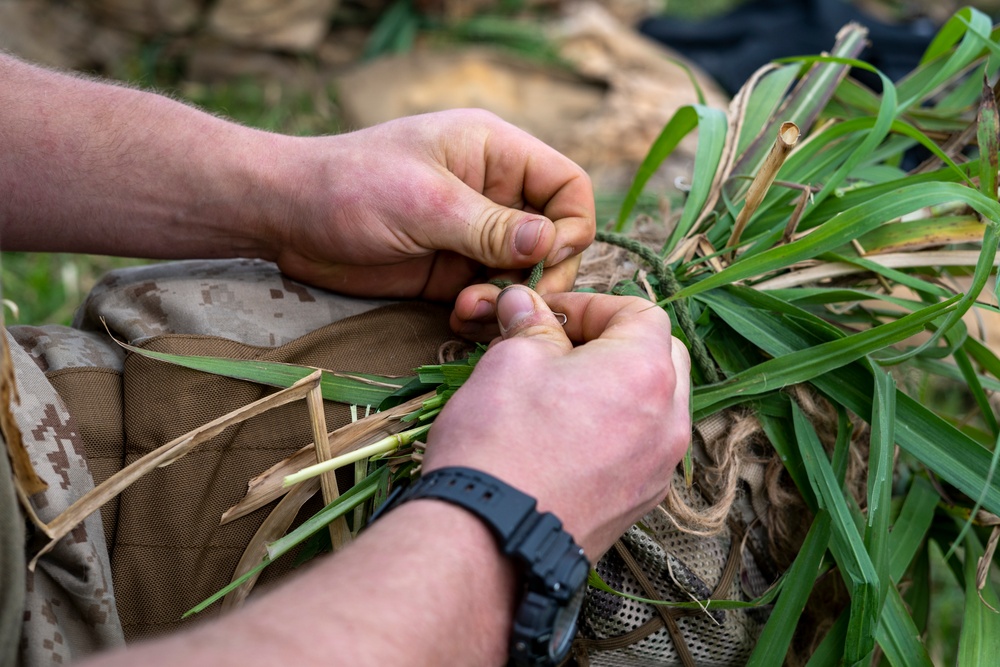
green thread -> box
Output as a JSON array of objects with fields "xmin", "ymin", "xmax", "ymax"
[
  {"xmin": 526, "ymin": 261, "xmax": 544, "ymax": 289},
  {"xmin": 488, "ymin": 260, "xmax": 545, "ymax": 290},
  {"xmin": 595, "ymin": 230, "xmax": 719, "ymax": 383}
]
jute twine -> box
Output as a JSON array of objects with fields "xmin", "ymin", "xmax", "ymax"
[
  {"xmin": 440, "ymin": 225, "xmax": 871, "ymax": 568},
  {"xmin": 577, "ymin": 227, "xmax": 870, "ymax": 566}
]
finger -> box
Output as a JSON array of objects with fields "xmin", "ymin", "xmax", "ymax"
[
  {"xmin": 420, "ymin": 186, "xmax": 559, "ymax": 269},
  {"xmin": 533, "ymin": 254, "xmax": 581, "ymax": 295},
  {"xmin": 495, "ymin": 285, "xmax": 573, "ymax": 353},
  {"xmin": 541, "ymin": 292, "xmax": 673, "ymax": 348},
  {"xmin": 479, "ymin": 125, "xmax": 596, "ymax": 266},
  {"xmin": 450, "ymin": 283, "xmax": 502, "ymax": 341},
  {"xmin": 668, "ymin": 340, "xmax": 693, "ymax": 466}
]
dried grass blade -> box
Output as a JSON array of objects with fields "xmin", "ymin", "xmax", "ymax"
[
  {"xmin": 755, "ymin": 250, "xmax": 994, "ymax": 291},
  {"xmin": 977, "ymin": 526, "xmax": 1000, "ymax": 612},
  {"xmin": 221, "ymin": 476, "xmax": 319, "ymax": 612},
  {"xmin": 220, "ymin": 392, "xmax": 432, "ymax": 524},
  {"xmin": 30, "ymin": 371, "xmax": 322, "ymax": 570},
  {"xmin": 306, "ymin": 383, "xmax": 351, "ymax": 550}
]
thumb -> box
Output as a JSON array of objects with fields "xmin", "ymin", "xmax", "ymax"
[
  {"xmin": 445, "ymin": 191, "xmax": 556, "ymax": 268},
  {"xmin": 496, "ymin": 285, "xmax": 572, "ymax": 352}
]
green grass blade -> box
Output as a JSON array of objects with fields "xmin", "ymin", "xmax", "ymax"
[
  {"xmin": 736, "ymin": 65, "xmax": 799, "ymax": 156},
  {"xmin": 876, "ymin": 586, "xmax": 936, "ymax": 667},
  {"xmin": 119, "ymin": 342, "xmax": 408, "ymax": 406},
  {"xmin": 977, "ymin": 74, "xmax": 999, "ymax": 200},
  {"xmin": 693, "ymin": 295, "xmax": 959, "ymax": 414},
  {"xmin": 865, "ymin": 369, "xmax": 895, "ymax": 611},
  {"xmin": 889, "ymin": 476, "xmax": 940, "ymax": 582},
  {"xmin": 794, "ymin": 403, "xmax": 880, "ymax": 664},
  {"xmin": 267, "ymin": 468, "xmax": 383, "ymax": 561},
  {"xmin": 953, "ymin": 343, "xmax": 1000, "ymax": 437},
  {"xmin": 662, "ymin": 106, "xmax": 728, "ymax": 254},
  {"xmin": 746, "ymin": 512, "xmax": 832, "ymax": 666},
  {"xmin": 754, "ymin": 394, "xmax": 816, "ymax": 510},
  {"xmin": 674, "ymin": 182, "xmax": 1000, "ymax": 301},
  {"xmin": 727, "ymin": 25, "xmax": 867, "ymax": 202},
  {"xmin": 904, "ymin": 7, "xmax": 994, "ymax": 107},
  {"xmin": 810, "ymin": 478, "xmax": 939, "ymax": 667},
  {"xmin": 958, "ymin": 529, "xmax": 1000, "ymax": 665},
  {"xmin": 702, "ymin": 289, "xmax": 1000, "ymax": 516},
  {"xmin": 183, "ymin": 556, "xmax": 273, "ymax": 618},
  {"xmin": 615, "ymin": 106, "xmax": 699, "ymax": 230},
  {"xmin": 880, "ymin": 220, "xmax": 999, "ymax": 364}
]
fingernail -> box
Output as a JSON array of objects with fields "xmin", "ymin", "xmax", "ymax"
[
  {"xmin": 470, "ymin": 299, "xmax": 493, "ymax": 320},
  {"xmin": 514, "ymin": 219, "xmax": 545, "ymax": 256},
  {"xmin": 547, "ymin": 246, "xmax": 574, "ymax": 267},
  {"xmin": 496, "ymin": 286, "xmax": 535, "ymax": 334}
]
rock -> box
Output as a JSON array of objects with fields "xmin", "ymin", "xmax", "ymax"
[
  {"xmin": 208, "ymin": 0, "xmax": 337, "ymax": 52},
  {"xmin": 335, "ymin": 46, "xmax": 604, "ymax": 140},
  {"xmin": 335, "ymin": 1, "xmax": 726, "ymax": 192},
  {"xmin": 0, "ymin": 0, "xmax": 136, "ymax": 71},
  {"xmin": 83, "ymin": 0, "xmax": 201, "ymax": 35},
  {"xmin": 185, "ymin": 40, "xmax": 324, "ymax": 91},
  {"xmin": 316, "ymin": 26, "xmax": 369, "ymax": 70},
  {"xmin": 550, "ymin": 1, "xmax": 728, "ymax": 166}
]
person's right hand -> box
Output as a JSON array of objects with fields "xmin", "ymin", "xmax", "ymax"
[{"xmin": 423, "ymin": 286, "xmax": 691, "ymax": 560}]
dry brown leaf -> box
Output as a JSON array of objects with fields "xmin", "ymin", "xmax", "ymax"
[
  {"xmin": 221, "ymin": 476, "xmax": 320, "ymax": 613},
  {"xmin": 220, "ymin": 392, "xmax": 433, "ymax": 525},
  {"xmin": 29, "ymin": 371, "xmax": 323, "ymax": 570},
  {"xmin": 306, "ymin": 382, "xmax": 351, "ymax": 550}
]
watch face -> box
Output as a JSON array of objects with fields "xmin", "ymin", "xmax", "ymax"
[{"xmin": 547, "ymin": 560, "xmax": 590, "ymax": 661}]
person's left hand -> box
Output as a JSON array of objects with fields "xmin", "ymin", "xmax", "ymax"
[{"xmin": 268, "ymin": 110, "xmax": 595, "ymax": 330}]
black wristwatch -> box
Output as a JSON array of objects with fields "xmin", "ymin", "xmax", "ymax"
[{"xmin": 370, "ymin": 467, "xmax": 590, "ymax": 666}]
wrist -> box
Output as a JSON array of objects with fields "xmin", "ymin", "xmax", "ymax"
[
  {"xmin": 211, "ymin": 128, "xmax": 311, "ymax": 263},
  {"xmin": 366, "ymin": 498, "xmax": 517, "ymax": 665},
  {"xmin": 373, "ymin": 467, "xmax": 591, "ymax": 666}
]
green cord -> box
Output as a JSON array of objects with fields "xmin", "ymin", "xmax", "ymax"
[
  {"xmin": 595, "ymin": 230, "xmax": 719, "ymax": 384},
  {"xmin": 488, "ymin": 260, "xmax": 545, "ymax": 290}
]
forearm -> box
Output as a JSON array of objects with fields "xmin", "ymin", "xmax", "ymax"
[
  {"xmin": 82, "ymin": 500, "xmax": 515, "ymax": 667},
  {"xmin": 0, "ymin": 54, "xmax": 297, "ymax": 260}
]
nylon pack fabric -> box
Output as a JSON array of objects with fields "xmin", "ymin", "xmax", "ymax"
[{"xmin": 7, "ymin": 259, "xmax": 454, "ymax": 662}]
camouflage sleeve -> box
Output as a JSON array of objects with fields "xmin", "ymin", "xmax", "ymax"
[{"xmin": 0, "ymin": 431, "xmax": 26, "ymax": 667}]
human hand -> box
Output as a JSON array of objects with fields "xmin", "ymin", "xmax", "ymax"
[
  {"xmin": 270, "ymin": 110, "xmax": 595, "ymax": 322},
  {"xmin": 422, "ymin": 286, "xmax": 691, "ymax": 559}
]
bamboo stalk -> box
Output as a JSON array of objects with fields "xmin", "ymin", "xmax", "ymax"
[
  {"xmin": 307, "ymin": 382, "xmax": 352, "ymax": 550},
  {"xmin": 29, "ymin": 371, "xmax": 323, "ymax": 570},
  {"xmin": 727, "ymin": 122, "xmax": 800, "ymax": 258}
]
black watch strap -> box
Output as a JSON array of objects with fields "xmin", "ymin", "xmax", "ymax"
[
  {"xmin": 371, "ymin": 467, "xmax": 581, "ymax": 576},
  {"xmin": 369, "ymin": 467, "xmax": 589, "ymax": 666}
]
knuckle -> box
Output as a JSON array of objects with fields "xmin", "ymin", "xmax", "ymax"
[{"xmin": 476, "ymin": 207, "xmax": 511, "ymax": 264}]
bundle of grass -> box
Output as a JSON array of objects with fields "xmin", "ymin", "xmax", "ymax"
[{"xmin": 25, "ymin": 7, "xmax": 1000, "ymax": 665}]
